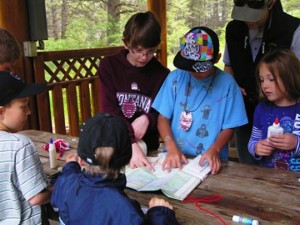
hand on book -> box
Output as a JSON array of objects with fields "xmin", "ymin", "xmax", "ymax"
[
  {"xmin": 129, "ymin": 143, "xmax": 154, "ymax": 171},
  {"xmin": 200, "ymin": 148, "xmax": 221, "ymax": 175},
  {"xmin": 162, "ymin": 150, "xmax": 188, "ymax": 172}
]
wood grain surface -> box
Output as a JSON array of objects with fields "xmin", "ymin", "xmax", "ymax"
[{"xmin": 20, "ymin": 130, "xmax": 300, "ymax": 225}]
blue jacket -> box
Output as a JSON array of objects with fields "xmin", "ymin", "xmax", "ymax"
[{"xmin": 51, "ymin": 162, "xmax": 178, "ymax": 225}]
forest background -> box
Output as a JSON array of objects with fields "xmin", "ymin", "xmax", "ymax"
[{"xmin": 44, "ymin": 0, "xmax": 300, "ymax": 70}]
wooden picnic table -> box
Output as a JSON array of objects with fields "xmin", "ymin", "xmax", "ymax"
[{"xmin": 20, "ymin": 129, "xmax": 300, "ymax": 225}]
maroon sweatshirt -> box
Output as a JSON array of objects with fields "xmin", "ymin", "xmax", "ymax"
[{"xmin": 98, "ymin": 49, "xmax": 170, "ymax": 150}]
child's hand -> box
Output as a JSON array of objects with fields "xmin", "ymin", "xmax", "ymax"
[
  {"xmin": 162, "ymin": 150, "xmax": 188, "ymax": 172},
  {"xmin": 200, "ymin": 147, "xmax": 221, "ymax": 175},
  {"xmin": 268, "ymin": 133, "xmax": 297, "ymax": 151},
  {"xmin": 65, "ymin": 153, "xmax": 79, "ymax": 163},
  {"xmin": 148, "ymin": 197, "xmax": 173, "ymax": 210},
  {"xmin": 129, "ymin": 143, "xmax": 153, "ymax": 171},
  {"xmin": 255, "ymin": 139, "xmax": 274, "ymax": 156}
]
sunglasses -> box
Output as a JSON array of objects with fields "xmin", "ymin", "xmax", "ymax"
[{"xmin": 234, "ymin": 0, "xmax": 267, "ymax": 9}]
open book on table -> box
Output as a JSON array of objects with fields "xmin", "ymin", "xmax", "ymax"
[{"xmin": 124, "ymin": 153, "xmax": 211, "ymax": 201}]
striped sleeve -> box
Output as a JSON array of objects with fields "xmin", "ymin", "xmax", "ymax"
[
  {"xmin": 248, "ymin": 126, "xmax": 262, "ymax": 160},
  {"xmin": 15, "ymin": 139, "xmax": 48, "ymax": 201},
  {"xmin": 0, "ymin": 132, "xmax": 47, "ymax": 224}
]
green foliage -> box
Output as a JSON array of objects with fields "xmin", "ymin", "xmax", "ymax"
[
  {"xmin": 44, "ymin": 0, "xmax": 147, "ymax": 50},
  {"xmin": 44, "ymin": 0, "xmax": 299, "ymax": 69},
  {"xmin": 281, "ymin": 0, "xmax": 300, "ymax": 17}
]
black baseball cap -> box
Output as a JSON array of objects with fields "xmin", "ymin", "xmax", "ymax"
[
  {"xmin": 0, "ymin": 71, "xmax": 47, "ymax": 106},
  {"xmin": 77, "ymin": 113, "xmax": 132, "ymax": 168}
]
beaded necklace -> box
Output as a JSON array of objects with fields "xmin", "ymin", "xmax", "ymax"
[{"xmin": 180, "ymin": 71, "xmax": 216, "ymax": 131}]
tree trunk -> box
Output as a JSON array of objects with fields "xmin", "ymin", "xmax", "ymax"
[
  {"xmin": 49, "ymin": 0, "xmax": 60, "ymax": 40},
  {"xmin": 106, "ymin": 0, "xmax": 121, "ymax": 45},
  {"xmin": 61, "ymin": 0, "xmax": 68, "ymax": 39}
]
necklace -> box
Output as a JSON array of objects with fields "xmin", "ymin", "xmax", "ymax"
[{"xmin": 180, "ymin": 71, "xmax": 216, "ymax": 131}]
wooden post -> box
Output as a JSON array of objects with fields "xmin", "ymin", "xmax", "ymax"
[
  {"xmin": 0, "ymin": 0, "xmax": 31, "ymax": 77},
  {"xmin": 0, "ymin": 0, "xmax": 40, "ymax": 129},
  {"xmin": 147, "ymin": 0, "xmax": 167, "ymax": 67}
]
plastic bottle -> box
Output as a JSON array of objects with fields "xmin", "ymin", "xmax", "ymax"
[
  {"xmin": 49, "ymin": 138, "xmax": 58, "ymax": 169},
  {"xmin": 232, "ymin": 215, "xmax": 259, "ymax": 225},
  {"xmin": 267, "ymin": 118, "xmax": 284, "ymax": 138}
]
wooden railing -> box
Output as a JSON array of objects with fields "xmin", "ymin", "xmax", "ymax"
[
  {"xmin": 33, "ymin": 46, "xmax": 123, "ymax": 136},
  {"xmin": 31, "ymin": 46, "xmax": 239, "ymax": 161}
]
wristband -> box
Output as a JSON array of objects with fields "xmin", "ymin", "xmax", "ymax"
[{"xmin": 164, "ymin": 135, "xmax": 171, "ymax": 142}]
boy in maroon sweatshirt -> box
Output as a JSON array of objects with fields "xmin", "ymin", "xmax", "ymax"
[{"xmin": 98, "ymin": 11, "xmax": 169, "ymax": 170}]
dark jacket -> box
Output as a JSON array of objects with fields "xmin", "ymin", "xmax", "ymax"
[
  {"xmin": 51, "ymin": 162, "xmax": 179, "ymax": 225},
  {"xmin": 225, "ymin": 0, "xmax": 299, "ymax": 121}
]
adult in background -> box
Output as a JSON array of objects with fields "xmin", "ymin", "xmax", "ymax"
[
  {"xmin": 98, "ymin": 11, "xmax": 170, "ymax": 170},
  {"xmin": 224, "ymin": 0, "xmax": 300, "ymax": 164}
]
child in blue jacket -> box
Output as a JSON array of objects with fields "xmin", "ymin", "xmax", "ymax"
[{"xmin": 51, "ymin": 113, "xmax": 179, "ymax": 225}]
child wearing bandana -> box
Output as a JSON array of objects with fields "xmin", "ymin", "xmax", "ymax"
[
  {"xmin": 152, "ymin": 27, "xmax": 248, "ymax": 175},
  {"xmin": 98, "ymin": 11, "xmax": 169, "ymax": 171}
]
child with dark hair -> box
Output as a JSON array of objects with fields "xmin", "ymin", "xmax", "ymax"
[
  {"xmin": 152, "ymin": 27, "xmax": 248, "ymax": 175},
  {"xmin": 0, "ymin": 28, "xmax": 21, "ymax": 71},
  {"xmin": 248, "ymin": 49, "xmax": 300, "ymax": 171},
  {"xmin": 51, "ymin": 113, "xmax": 179, "ymax": 225},
  {"xmin": 98, "ymin": 11, "xmax": 170, "ymax": 171}
]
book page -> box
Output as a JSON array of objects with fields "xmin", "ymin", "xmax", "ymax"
[
  {"xmin": 161, "ymin": 170, "xmax": 201, "ymax": 201},
  {"xmin": 125, "ymin": 167, "xmax": 159, "ymax": 191},
  {"xmin": 125, "ymin": 156, "xmax": 172, "ymax": 191},
  {"xmin": 139, "ymin": 170, "xmax": 178, "ymax": 191},
  {"xmin": 124, "ymin": 154, "xmax": 211, "ymax": 201},
  {"xmin": 182, "ymin": 154, "xmax": 211, "ymax": 179}
]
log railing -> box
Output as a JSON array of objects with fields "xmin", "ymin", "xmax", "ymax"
[{"xmin": 33, "ymin": 46, "xmax": 123, "ymax": 136}]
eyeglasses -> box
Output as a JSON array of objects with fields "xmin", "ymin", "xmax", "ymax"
[
  {"xmin": 129, "ymin": 48, "xmax": 158, "ymax": 57},
  {"xmin": 234, "ymin": 0, "xmax": 267, "ymax": 9}
]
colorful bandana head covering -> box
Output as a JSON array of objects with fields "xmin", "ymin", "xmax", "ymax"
[{"xmin": 173, "ymin": 27, "xmax": 219, "ymax": 72}]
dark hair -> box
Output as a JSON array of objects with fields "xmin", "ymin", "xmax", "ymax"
[
  {"xmin": 256, "ymin": 49, "xmax": 300, "ymax": 101},
  {"xmin": 0, "ymin": 28, "xmax": 21, "ymax": 64},
  {"xmin": 122, "ymin": 11, "xmax": 161, "ymax": 48}
]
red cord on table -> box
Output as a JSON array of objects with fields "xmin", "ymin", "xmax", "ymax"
[{"xmin": 183, "ymin": 195, "xmax": 227, "ymax": 225}]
